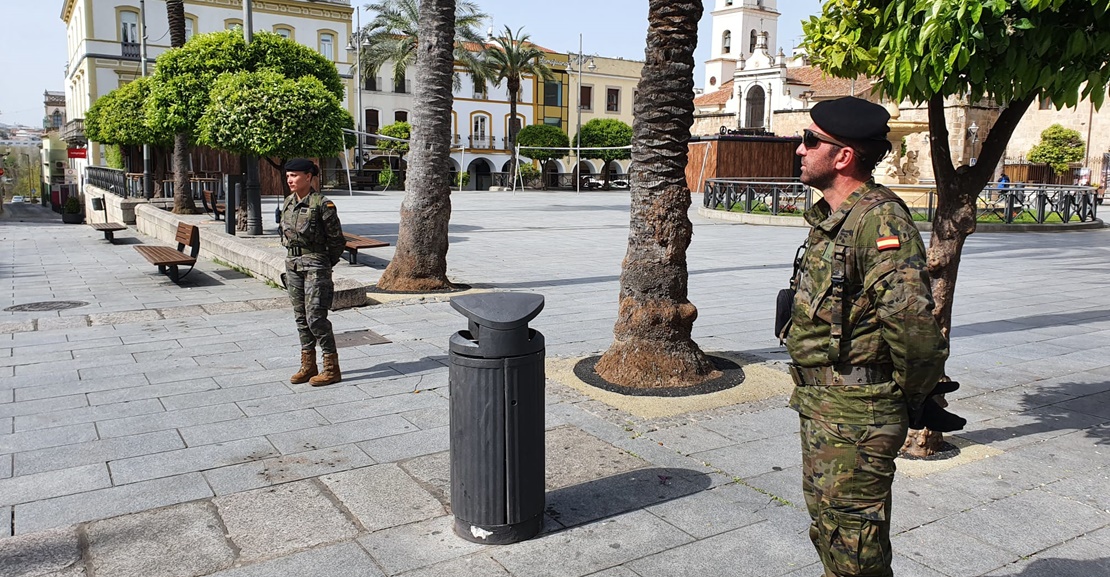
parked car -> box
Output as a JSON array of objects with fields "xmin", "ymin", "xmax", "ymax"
[
  {"xmin": 10, "ymin": 195, "xmax": 24, "ymax": 203},
  {"xmin": 610, "ymin": 179, "xmax": 630, "ymax": 189},
  {"xmin": 581, "ymin": 176, "xmax": 603, "ymax": 190}
]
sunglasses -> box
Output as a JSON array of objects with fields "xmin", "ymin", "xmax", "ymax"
[{"xmin": 802, "ymin": 129, "xmax": 852, "ymax": 150}]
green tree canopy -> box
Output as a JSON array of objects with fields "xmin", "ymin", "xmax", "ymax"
[
  {"xmin": 803, "ymin": 0, "xmax": 1110, "ymax": 108},
  {"xmin": 1027, "ymin": 123, "xmax": 1085, "ymax": 173},
  {"xmin": 146, "ymin": 29, "xmax": 247, "ymax": 138},
  {"xmin": 196, "ymin": 70, "xmax": 354, "ymax": 159},
  {"xmin": 376, "ymin": 121, "xmax": 411, "ymax": 155},
  {"xmin": 576, "ymin": 118, "xmax": 632, "ymax": 163},
  {"xmin": 245, "ymin": 31, "xmax": 344, "ymax": 98},
  {"xmin": 86, "ymin": 77, "xmax": 169, "ymax": 147},
  {"xmin": 147, "ymin": 30, "xmax": 345, "ymax": 143},
  {"xmin": 517, "ymin": 124, "xmax": 568, "ymax": 162}
]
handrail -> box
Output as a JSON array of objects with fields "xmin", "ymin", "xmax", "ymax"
[{"xmin": 702, "ymin": 178, "xmax": 1099, "ymax": 224}]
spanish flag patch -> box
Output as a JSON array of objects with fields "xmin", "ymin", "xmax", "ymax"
[{"xmin": 876, "ymin": 236, "xmax": 900, "ymax": 251}]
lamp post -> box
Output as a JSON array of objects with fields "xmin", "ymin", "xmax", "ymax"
[
  {"xmin": 140, "ymin": 0, "xmax": 153, "ymax": 198},
  {"xmin": 570, "ymin": 34, "xmax": 596, "ymax": 193},
  {"xmin": 967, "ymin": 121, "xmax": 980, "ymax": 166},
  {"xmin": 346, "ymin": 9, "xmax": 367, "ymax": 178},
  {"xmin": 242, "ymin": 0, "xmax": 262, "ymax": 235}
]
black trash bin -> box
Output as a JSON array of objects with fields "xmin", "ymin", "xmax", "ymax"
[{"xmin": 449, "ymin": 292, "xmax": 545, "ymax": 544}]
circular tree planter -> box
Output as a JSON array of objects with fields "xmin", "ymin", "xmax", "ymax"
[{"xmin": 62, "ymin": 212, "xmax": 83, "ymax": 224}]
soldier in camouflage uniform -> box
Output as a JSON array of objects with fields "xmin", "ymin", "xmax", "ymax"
[
  {"xmin": 785, "ymin": 98, "xmax": 949, "ymax": 577},
  {"xmin": 280, "ymin": 158, "xmax": 347, "ymax": 386}
]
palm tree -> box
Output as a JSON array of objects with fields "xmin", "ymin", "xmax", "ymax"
[
  {"xmin": 166, "ymin": 0, "xmax": 198, "ymax": 213},
  {"xmin": 360, "ymin": 0, "xmax": 489, "ymax": 94},
  {"xmin": 376, "ymin": 0, "xmax": 457, "ymax": 291},
  {"xmin": 484, "ymin": 26, "xmax": 553, "ymax": 180},
  {"xmin": 594, "ymin": 0, "xmax": 717, "ymax": 390}
]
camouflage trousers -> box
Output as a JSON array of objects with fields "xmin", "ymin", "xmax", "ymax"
[
  {"xmin": 800, "ymin": 415, "xmax": 908, "ymax": 577},
  {"xmin": 286, "ymin": 265, "xmax": 336, "ymax": 354}
]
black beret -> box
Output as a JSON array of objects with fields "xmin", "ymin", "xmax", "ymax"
[
  {"xmin": 284, "ymin": 158, "xmax": 317, "ymax": 174},
  {"xmin": 810, "ymin": 97, "xmax": 890, "ymax": 143}
]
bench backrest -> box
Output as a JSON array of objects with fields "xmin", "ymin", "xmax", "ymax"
[{"xmin": 175, "ymin": 223, "xmax": 200, "ymax": 258}]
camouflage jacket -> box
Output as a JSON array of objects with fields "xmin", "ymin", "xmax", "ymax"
[
  {"xmin": 280, "ymin": 189, "xmax": 345, "ymax": 269},
  {"xmin": 786, "ymin": 181, "xmax": 949, "ymax": 424}
]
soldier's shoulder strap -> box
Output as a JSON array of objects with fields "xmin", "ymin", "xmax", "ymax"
[{"xmin": 826, "ymin": 186, "xmax": 907, "ymax": 363}]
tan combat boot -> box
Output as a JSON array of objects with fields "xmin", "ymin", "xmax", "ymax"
[
  {"xmin": 310, "ymin": 353, "xmax": 342, "ymax": 386},
  {"xmin": 290, "ymin": 350, "xmax": 318, "ymax": 384}
]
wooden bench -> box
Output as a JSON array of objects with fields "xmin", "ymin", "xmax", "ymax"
[
  {"xmin": 343, "ymin": 232, "xmax": 389, "ymax": 265},
  {"xmin": 202, "ymin": 190, "xmax": 226, "ymax": 220},
  {"xmin": 134, "ymin": 222, "xmax": 199, "ymax": 283},
  {"xmin": 89, "ymin": 222, "xmax": 128, "ymax": 243}
]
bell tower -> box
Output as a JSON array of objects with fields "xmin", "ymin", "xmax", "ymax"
[{"xmin": 704, "ymin": 0, "xmax": 780, "ymax": 90}]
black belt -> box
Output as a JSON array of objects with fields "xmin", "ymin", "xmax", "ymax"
[
  {"xmin": 788, "ymin": 363, "xmax": 894, "ymax": 386},
  {"xmin": 287, "ymin": 247, "xmax": 318, "ymax": 257}
]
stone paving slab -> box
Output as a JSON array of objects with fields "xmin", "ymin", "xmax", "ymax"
[
  {"xmin": 214, "ymin": 479, "xmax": 359, "ymax": 564},
  {"xmin": 0, "ymin": 526, "xmax": 82, "ymax": 577},
  {"xmin": 86, "ymin": 501, "xmax": 235, "ymax": 577},
  {"xmin": 207, "ymin": 542, "xmax": 384, "ymax": 577},
  {"xmin": 320, "ymin": 463, "xmax": 446, "ymax": 532},
  {"xmin": 204, "ymin": 443, "xmax": 376, "ymax": 495},
  {"xmin": 12, "ymin": 430, "xmax": 185, "ymax": 476}
]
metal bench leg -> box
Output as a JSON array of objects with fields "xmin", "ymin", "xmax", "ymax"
[
  {"xmin": 347, "ymin": 249, "xmax": 357, "ymax": 265},
  {"xmin": 169, "ymin": 265, "xmax": 180, "ymax": 283},
  {"xmin": 104, "ymin": 230, "xmax": 115, "ymax": 243},
  {"xmin": 158, "ymin": 264, "xmax": 167, "ymax": 274}
]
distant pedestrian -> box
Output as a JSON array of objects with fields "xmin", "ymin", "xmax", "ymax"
[
  {"xmin": 998, "ymin": 172, "xmax": 1010, "ymax": 189},
  {"xmin": 280, "ymin": 158, "xmax": 347, "ymax": 386},
  {"xmin": 784, "ymin": 97, "xmax": 959, "ymax": 577}
]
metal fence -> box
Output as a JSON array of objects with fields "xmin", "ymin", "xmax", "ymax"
[
  {"xmin": 86, "ymin": 166, "xmax": 226, "ymax": 202},
  {"xmin": 703, "ymin": 178, "xmax": 1100, "ymax": 224}
]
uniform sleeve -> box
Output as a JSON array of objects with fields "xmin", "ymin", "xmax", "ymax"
[
  {"xmin": 858, "ymin": 204, "xmax": 949, "ymax": 411},
  {"xmin": 321, "ymin": 199, "xmax": 345, "ymax": 265}
]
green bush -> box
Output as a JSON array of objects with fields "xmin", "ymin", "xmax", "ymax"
[
  {"xmin": 379, "ymin": 167, "xmax": 397, "ymax": 188},
  {"xmin": 64, "ymin": 195, "xmax": 82, "ymax": 214},
  {"xmin": 454, "ymin": 171, "xmax": 470, "ymax": 187}
]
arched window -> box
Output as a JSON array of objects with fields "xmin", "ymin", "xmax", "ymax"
[
  {"xmin": 722, "ymin": 30, "xmax": 731, "ymax": 54},
  {"xmin": 750, "ymin": 30, "xmax": 758, "ymax": 54},
  {"xmin": 745, "ymin": 85, "xmax": 766, "ymax": 129},
  {"xmin": 52, "ymin": 110, "xmax": 63, "ymax": 129},
  {"xmin": 319, "ymin": 33, "xmax": 335, "ymax": 61}
]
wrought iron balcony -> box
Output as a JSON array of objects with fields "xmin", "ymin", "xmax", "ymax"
[
  {"xmin": 63, "ymin": 119, "xmax": 86, "ymax": 146},
  {"xmin": 121, "ymin": 41, "xmax": 140, "ymax": 60}
]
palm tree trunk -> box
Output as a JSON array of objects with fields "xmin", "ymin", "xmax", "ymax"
[
  {"xmin": 594, "ymin": 0, "xmax": 718, "ymax": 390},
  {"xmin": 166, "ymin": 0, "xmax": 199, "ymax": 214},
  {"xmin": 377, "ymin": 0, "xmax": 455, "ymax": 291},
  {"xmin": 507, "ymin": 77, "xmax": 520, "ymax": 184}
]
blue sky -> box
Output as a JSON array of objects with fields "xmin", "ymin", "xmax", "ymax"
[{"xmin": 0, "ymin": 1, "xmax": 820, "ymax": 127}]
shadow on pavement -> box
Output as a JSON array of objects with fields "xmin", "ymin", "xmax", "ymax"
[
  {"xmin": 961, "ymin": 379, "xmax": 1110, "ymax": 447},
  {"xmin": 953, "ymin": 310, "xmax": 1110, "ymax": 336},
  {"xmin": 990, "ymin": 557, "xmax": 1110, "ymax": 576},
  {"xmin": 543, "ymin": 466, "xmax": 712, "ymax": 530}
]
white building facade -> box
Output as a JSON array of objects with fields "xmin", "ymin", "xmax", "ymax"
[{"xmin": 60, "ymin": 0, "xmax": 354, "ymax": 180}]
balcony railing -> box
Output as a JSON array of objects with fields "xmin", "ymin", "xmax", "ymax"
[
  {"xmin": 62, "ymin": 119, "xmax": 86, "ymax": 146},
  {"xmin": 393, "ymin": 80, "xmax": 411, "ymax": 94},
  {"xmin": 121, "ymin": 41, "xmax": 140, "ymax": 60},
  {"xmin": 468, "ymin": 135, "xmax": 494, "ymax": 149}
]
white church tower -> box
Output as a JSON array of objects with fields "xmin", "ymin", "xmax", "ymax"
[{"xmin": 704, "ymin": 0, "xmax": 780, "ymax": 90}]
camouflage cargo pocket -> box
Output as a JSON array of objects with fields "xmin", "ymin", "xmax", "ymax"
[{"xmin": 819, "ymin": 498, "xmax": 888, "ymax": 576}]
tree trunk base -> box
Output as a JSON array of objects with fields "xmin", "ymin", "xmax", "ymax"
[
  {"xmin": 595, "ymin": 339, "xmax": 720, "ymax": 390},
  {"xmin": 375, "ymin": 273, "xmax": 455, "ymax": 293},
  {"xmin": 900, "ymin": 428, "xmax": 944, "ymax": 458}
]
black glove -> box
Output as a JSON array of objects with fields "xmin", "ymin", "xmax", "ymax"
[{"xmin": 910, "ymin": 381, "xmax": 967, "ymax": 432}]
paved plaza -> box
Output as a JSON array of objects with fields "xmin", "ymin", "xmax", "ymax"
[{"xmin": 1, "ymin": 190, "xmax": 1109, "ymax": 577}]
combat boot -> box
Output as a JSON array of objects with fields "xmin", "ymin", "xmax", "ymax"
[
  {"xmin": 290, "ymin": 350, "xmax": 318, "ymax": 384},
  {"xmin": 310, "ymin": 353, "xmax": 342, "ymax": 386}
]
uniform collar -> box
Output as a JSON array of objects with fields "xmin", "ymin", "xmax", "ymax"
[
  {"xmin": 291, "ymin": 188, "xmax": 317, "ymax": 207},
  {"xmin": 804, "ymin": 181, "xmax": 877, "ymax": 233}
]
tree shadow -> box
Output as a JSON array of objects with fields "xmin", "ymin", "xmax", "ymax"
[
  {"xmin": 953, "ymin": 310, "xmax": 1110, "ymax": 336},
  {"xmin": 543, "ymin": 467, "xmax": 713, "ymax": 531},
  {"xmin": 959, "ymin": 379, "xmax": 1110, "ymax": 447},
  {"xmin": 989, "ymin": 556, "xmax": 1110, "ymax": 576}
]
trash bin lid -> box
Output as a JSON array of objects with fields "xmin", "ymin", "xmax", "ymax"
[{"xmin": 450, "ymin": 293, "xmax": 544, "ymax": 330}]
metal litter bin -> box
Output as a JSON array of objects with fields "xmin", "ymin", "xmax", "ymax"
[{"xmin": 449, "ymin": 292, "xmax": 545, "ymax": 544}]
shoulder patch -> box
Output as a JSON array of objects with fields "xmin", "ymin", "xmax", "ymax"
[
  {"xmin": 876, "ymin": 236, "xmax": 900, "ymax": 251},
  {"xmin": 325, "ymin": 201, "xmax": 335, "ymax": 209}
]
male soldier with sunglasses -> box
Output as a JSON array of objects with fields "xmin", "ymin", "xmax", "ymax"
[{"xmin": 785, "ymin": 97, "xmax": 952, "ymax": 577}]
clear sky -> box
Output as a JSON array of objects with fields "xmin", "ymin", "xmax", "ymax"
[{"xmin": 0, "ymin": 1, "xmax": 820, "ymax": 127}]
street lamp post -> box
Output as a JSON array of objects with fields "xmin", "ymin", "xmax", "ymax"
[
  {"xmin": 346, "ymin": 9, "xmax": 366, "ymax": 179},
  {"xmin": 570, "ymin": 34, "xmax": 596, "ymax": 193},
  {"xmin": 140, "ymin": 0, "xmax": 153, "ymax": 198},
  {"xmin": 242, "ymin": 0, "xmax": 262, "ymax": 235}
]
